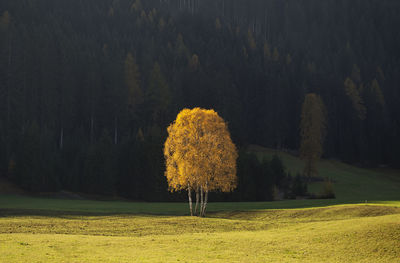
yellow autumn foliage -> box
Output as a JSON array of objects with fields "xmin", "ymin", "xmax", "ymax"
[{"xmin": 164, "ymin": 108, "xmax": 238, "ymax": 193}]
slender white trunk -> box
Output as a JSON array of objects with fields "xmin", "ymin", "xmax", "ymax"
[
  {"xmin": 188, "ymin": 185, "xmax": 193, "ymax": 216},
  {"xmin": 200, "ymin": 186, "xmax": 204, "ymax": 217},
  {"xmin": 194, "ymin": 186, "xmax": 199, "ymax": 216},
  {"xmin": 202, "ymin": 190, "xmax": 208, "ymax": 217},
  {"xmin": 200, "ymin": 182, "xmax": 209, "ymax": 217}
]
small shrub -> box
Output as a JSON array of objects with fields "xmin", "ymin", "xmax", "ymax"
[{"xmin": 288, "ymin": 173, "xmax": 308, "ymax": 199}]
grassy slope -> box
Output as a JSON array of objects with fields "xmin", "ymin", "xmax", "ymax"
[
  {"xmin": 0, "ymin": 205, "xmax": 399, "ymax": 262},
  {"xmin": 0, "ymin": 148, "xmax": 399, "ymax": 262},
  {"xmin": 249, "ymin": 145, "xmax": 400, "ymax": 201}
]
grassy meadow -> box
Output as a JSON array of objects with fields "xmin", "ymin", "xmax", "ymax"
[
  {"xmin": 1, "ymin": 149, "xmax": 399, "ymax": 262},
  {"xmin": 249, "ymin": 145, "xmax": 400, "ymax": 201},
  {"xmin": 1, "ymin": 199, "xmax": 399, "ymax": 262}
]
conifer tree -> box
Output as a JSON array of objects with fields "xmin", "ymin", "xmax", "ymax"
[
  {"xmin": 215, "ymin": 18, "xmax": 222, "ymax": 30},
  {"xmin": 263, "ymin": 42, "xmax": 271, "ymax": 60},
  {"xmin": 247, "ymin": 29, "xmax": 256, "ymax": 50},
  {"xmin": 131, "ymin": 0, "xmax": 142, "ymax": 12},
  {"xmin": 124, "ymin": 52, "xmax": 142, "ymax": 116},
  {"xmin": 148, "ymin": 62, "xmax": 170, "ymax": 110},
  {"xmin": 189, "ymin": 54, "xmax": 199, "ymax": 71},
  {"xmin": 344, "ymin": 77, "xmax": 366, "ymax": 120},
  {"xmin": 300, "ymin": 94, "xmax": 326, "ymax": 178},
  {"xmin": 272, "ymin": 47, "xmax": 279, "ymax": 62},
  {"xmin": 0, "ymin": 11, "xmax": 10, "ymax": 31},
  {"xmin": 370, "ymin": 79, "xmax": 385, "ymax": 107},
  {"xmin": 351, "ymin": 64, "xmax": 361, "ymax": 84},
  {"xmin": 175, "ymin": 34, "xmax": 190, "ymax": 64}
]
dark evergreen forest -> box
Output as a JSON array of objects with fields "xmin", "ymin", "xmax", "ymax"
[{"xmin": 0, "ymin": 0, "xmax": 399, "ymax": 200}]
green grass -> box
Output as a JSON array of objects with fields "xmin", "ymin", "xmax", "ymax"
[
  {"xmin": 0, "ymin": 148, "xmax": 399, "ymax": 262},
  {"xmin": 249, "ymin": 145, "xmax": 400, "ymax": 201},
  {"xmin": 2, "ymin": 195, "xmax": 399, "ymax": 217},
  {"xmin": 0, "ymin": 200, "xmax": 399, "ymax": 262}
]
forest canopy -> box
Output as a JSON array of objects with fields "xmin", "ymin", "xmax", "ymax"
[{"xmin": 0, "ymin": 0, "xmax": 399, "ymax": 199}]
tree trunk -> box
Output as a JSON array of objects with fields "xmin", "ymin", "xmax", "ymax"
[
  {"xmin": 194, "ymin": 186, "xmax": 199, "ymax": 216},
  {"xmin": 6, "ymin": 34, "xmax": 12, "ymax": 127},
  {"xmin": 200, "ymin": 186, "xmax": 204, "ymax": 217},
  {"xmin": 188, "ymin": 185, "xmax": 193, "ymax": 216},
  {"xmin": 90, "ymin": 115, "xmax": 94, "ymax": 144},
  {"xmin": 114, "ymin": 116, "xmax": 118, "ymax": 145},
  {"xmin": 202, "ymin": 189, "xmax": 208, "ymax": 217},
  {"xmin": 22, "ymin": 53, "xmax": 26, "ymax": 134},
  {"xmin": 5, "ymin": 33, "xmax": 12, "ymax": 162},
  {"xmin": 60, "ymin": 127, "xmax": 64, "ymax": 149}
]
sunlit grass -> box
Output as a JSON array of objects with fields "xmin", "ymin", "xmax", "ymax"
[
  {"xmin": 1, "ymin": 148, "xmax": 399, "ymax": 262},
  {"xmin": 0, "ymin": 202, "xmax": 399, "ymax": 262}
]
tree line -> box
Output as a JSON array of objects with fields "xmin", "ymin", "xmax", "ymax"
[{"xmin": 0, "ymin": 0, "xmax": 399, "ymax": 200}]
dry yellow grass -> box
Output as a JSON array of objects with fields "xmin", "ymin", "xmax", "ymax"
[{"xmin": 1, "ymin": 203, "xmax": 399, "ymax": 262}]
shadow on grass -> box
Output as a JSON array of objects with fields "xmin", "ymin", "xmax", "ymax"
[
  {"xmin": 0, "ymin": 208, "xmax": 152, "ymax": 218},
  {"xmin": 0, "ymin": 194, "xmax": 398, "ymax": 219}
]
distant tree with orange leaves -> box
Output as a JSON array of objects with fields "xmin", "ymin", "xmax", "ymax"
[{"xmin": 164, "ymin": 108, "xmax": 238, "ymax": 217}]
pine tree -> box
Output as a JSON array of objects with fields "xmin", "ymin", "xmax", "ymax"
[
  {"xmin": 124, "ymin": 52, "xmax": 142, "ymax": 117},
  {"xmin": 247, "ymin": 29, "xmax": 256, "ymax": 50},
  {"xmin": 300, "ymin": 93, "xmax": 326, "ymax": 178},
  {"xmin": 263, "ymin": 42, "xmax": 271, "ymax": 60},
  {"xmin": 215, "ymin": 18, "xmax": 222, "ymax": 31},
  {"xmin": 0, "ymin": 11, "xmax": 10, "ymax": 31},
  {"xmin": 131, "ymin": 0, "xmax": 142, "ymax": 12},
  {"xmin": 344, "ymin": 77, "xmax": 366, "ymax": 120},
  {"xmin": 370, "ymin": 79, "xmax": 385, "ymax": 107},
  {"xmin": 272, "ymin": 47, "xmax": 279, "ymax": 62},
  {"xmin": 147, "ymin": 62, "xmax": 170, "ymax": 122},
  {"xmin": 189, "ymin": 54, "xmax": 199, "ymax": 71}
]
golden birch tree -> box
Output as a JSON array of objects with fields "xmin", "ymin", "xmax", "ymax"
[
  {"xmin": 164, "ymin": 108, "xmax": 238, "ymax": 216},
  {"xmin": 300, "ymin": 93, "xmax": 326, "ymax": 178}
]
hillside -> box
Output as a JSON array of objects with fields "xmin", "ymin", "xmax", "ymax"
[
  {"xmin": 0, "ymin": 199, "xmax": 399, "ymax": 262},
  {"xmin": 1, "ymin": 0, "xmax": 400, "ymax": 198},
  {"xmin": 1, "ymin": 151, "xmax": 399, "ymax": 262},
  {"xmin": 248, "ymin": 145, "xmax": 400, "ymax": 202},
  {"xmin": 1, "ymin": 146, "xmax": 399, "ymax": 207}
]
